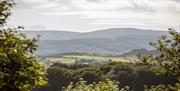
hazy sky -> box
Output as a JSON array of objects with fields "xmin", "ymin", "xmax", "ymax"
[{"xmin": 6, "ymin": 0, "xmax": 180, "ymax": 32}]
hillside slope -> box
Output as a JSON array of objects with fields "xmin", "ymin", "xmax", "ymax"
[{"xmin": 23, "ymin": 28, "xmax": 168, "ymax": 56}]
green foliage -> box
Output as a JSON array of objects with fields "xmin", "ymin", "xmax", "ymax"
[
  {"xmin": 144, "ymin": 83, "xmax": 180, "ymax": 91},
  {"xmin": 46, "ymin": 66, "xmax": 102, "ymax": 91},
  {"xmin": 43, "ymin": 62, "xmax": 176, "ymax": 91},
  {"xmin": 0, "ymin": 0, "xmax": 47, "ymax": 91},
  {"xmin": 63, "ymin": 78, "xmax": 130, "ymax": 91},
  {"xmin": 79, "ymin": 70, "xmax": 101, "ymax": 83},
  {"xmin": 140, "ymin": 28, "xmax": 180, "ymax": 90},
  {"xmin": 0, "ymin": 0, "xmax": 14, "ymax": 26}
]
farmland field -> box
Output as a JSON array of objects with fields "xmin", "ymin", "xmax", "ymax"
[{"xmin": 44, "ymin": 54, "xmax": 131, "ymax": 64}]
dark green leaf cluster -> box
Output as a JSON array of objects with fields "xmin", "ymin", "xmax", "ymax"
[
  {"xmin": 0, "ymin": 1, "xmax": 47, "ymax": 91},
  {"xmin": 0, "ymin": 27, "xmax": 47, "ymax": 91},
  {"xmin": 36, "ymin": 62, "xmax": 177, "ymax": 91},
  {"xmin": 140, "ymin": 28, "xmax": 180, "ymax": 90}
]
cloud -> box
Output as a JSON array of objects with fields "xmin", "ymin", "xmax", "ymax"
[
  {"xmin": 16, "ymin": 0, "xmax": 180, "ymax": 13},
  {"xmin": 11, "ymin": 0, "xmax": 180, "ymax": 31},
  {"xmin": 26, "ymin": 25, "xmax": 46, "ymax": 30},
  {"xmin": 42, "ymin": 0, "xmax": 179, "ymax": 28}
]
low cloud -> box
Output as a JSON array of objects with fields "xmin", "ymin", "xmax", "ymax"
[
  {"xmin": 16, "ymin": 0, "xmax": 180, "ymax": 13},
  {"xmin": 10, "ymin": 0, "xmax": 180, "ymax": 31},
  {"xmin": 26, "ymin": 25, "xmax": 46, "ymax": 30}
]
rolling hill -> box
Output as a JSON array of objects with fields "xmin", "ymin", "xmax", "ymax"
[{"xmin": 22, "ymin": 28, "xmax": 169, "ymax": 56}]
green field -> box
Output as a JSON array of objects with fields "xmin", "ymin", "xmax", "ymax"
[{"xmin": 45, "ymin": 54, "xmax": 130, "ymax": 64}]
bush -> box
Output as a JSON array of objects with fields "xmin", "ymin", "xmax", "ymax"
[{"xmin": 63, "ymin": 78, "xmax": 130, "ymax": 91}]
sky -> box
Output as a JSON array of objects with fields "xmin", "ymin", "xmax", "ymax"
[{"xmin": 6, "ymin": 0, "xmax": 180, "ymax": 32}]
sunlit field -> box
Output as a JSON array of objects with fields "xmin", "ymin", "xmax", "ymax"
[{"xmin": 45, "ymin": 54, "xmax": 130, "ymax": 64}]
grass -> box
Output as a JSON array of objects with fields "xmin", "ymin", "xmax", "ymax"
[{"xmin": 45, "ymin": 54, "xmax": 130, "ymax": 64}]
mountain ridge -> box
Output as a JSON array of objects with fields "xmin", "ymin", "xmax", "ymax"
[
  {"xmin": 23, "ymin": 28, "xmax": 169, "ymax": 56},
  {"xmin": 23, "ymin": 28, "xmax": 167, "ymax": 40}
]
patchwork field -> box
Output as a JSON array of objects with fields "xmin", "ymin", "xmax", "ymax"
[{"xmin": 44, "ymin": 54, "xmax": 131, "ymax": 64}]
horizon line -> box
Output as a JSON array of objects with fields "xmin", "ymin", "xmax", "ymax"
[{"xmin": 22, "ymin": 27, "xmax": 173, "ymax": 33}]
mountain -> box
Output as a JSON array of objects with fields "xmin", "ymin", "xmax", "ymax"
[
  {"xmin": 22, "ymin": 30, "xmax": 80, "ymax": 40},
  {"xmin": 22, "ymin": 28, "xmax": 169, "ymax": 56},
  {"xmin": 121, "ymin": 49, "xmax": 159, "ymax": 57}
]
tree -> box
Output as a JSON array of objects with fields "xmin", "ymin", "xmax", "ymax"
[
  {"xmin": 140, "ymin": 28, "xmax": 180, "ymax": 90},
  {"xmin": 63, "ymin": 78, "xmax": 130, "ymax": 91},
  {"xmin": 0, "ymin": 0, "xmax": 47, "ymax": 91},
  {"xmin": 0, "ymin": 0, "xmax": 13, "ymax": 26}
]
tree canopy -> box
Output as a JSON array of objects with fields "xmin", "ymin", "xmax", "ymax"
[
  {"xmin": 0, "ymin": 0, "xmax": 47, "ymax": 91},
  {"xmin": 141, "ymin": 28, "xmax": 180, "ymax": 90},
  {"xmin": 63, "ymin": 78, "xmax": 130, "ymax": 91}
]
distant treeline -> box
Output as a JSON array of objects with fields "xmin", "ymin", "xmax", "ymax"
[
  {"xmin": 44, "ymin": 52, "xmax": 122, "ymax": 58},
  {"xmin": 34, "ymin": 62, "xmax": 177, "ymax": 91}
]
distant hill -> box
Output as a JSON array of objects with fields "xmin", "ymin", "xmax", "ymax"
[
  {"xmin": 22, "ymin": 28, "xmax": 169, "ymax": 56},
  {"xmin": 121, "ymin": 49, "xmax": 159, "ymax": 57},
  {"xmin": 22, "ymin": 30, "xmax": 80, "ymax": 40}
]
